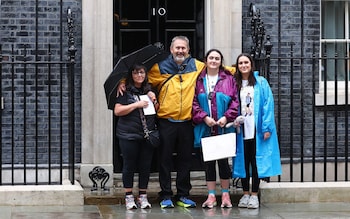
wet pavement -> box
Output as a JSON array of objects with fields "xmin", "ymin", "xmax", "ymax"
[
  {"xmin": 3, "ymin": 202, "xmax": 350, "ymax": 219},
  {"xmin": 3, "ymin": 172, "xmax": 350, "ymax": 218}
]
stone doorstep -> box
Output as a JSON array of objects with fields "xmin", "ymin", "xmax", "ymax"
[
  {"xmin": 260, "ymin": 181, "xmax": 350, "ymax": 203},
  {"xmin": 84, "ymin": 187, "xmax": 244, "ymax": 206},
  {"xmin": 84, "ymin": 172, "xmax": 244, "ymax": 205},
  {"xmin": 85, "ymin": 177, "xmax": 350, "ymax": 205},
  {"xmin": 0, "ymin": 180, "xmax": 84, "ymax": 206}
]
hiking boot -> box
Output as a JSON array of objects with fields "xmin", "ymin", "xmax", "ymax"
[
  {"xmin": 138, "ymin": 194, "xmax": 151, "ymax": 209},
  {"xmin": 176, "ymin": 197, "xmax": 196, "ymax": 208},
  {"xmin": 238, "ymin": 194, "xmax": 250, "ymax": 208},
  {"xmin": 247, "ymin": 195, "xmax": 259, "ymax": 209},
  {"xmin": 202, "ymin": 194, "xmax": 217, "ymax": 208},
  {"xmin": 125, "ymin": 194, "xmax": 137, "ymax": 210},
  {"xmin": 220, "ymin": 192, "xmax": 233, "ymax": 208},
  {"xmin": 160, "ymin": 198, "xmax": 174, "ymax": 208}
]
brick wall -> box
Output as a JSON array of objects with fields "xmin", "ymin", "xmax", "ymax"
[
  {"xmin": 1, "ymin": 0, "xmax": 347, "ymax": 176},
  {"xmin": 242, "ymin": 1, "xmax": 350, "ymax": 163},
  {"xmin": 0, "ymin": 0, "xmax": 82, "ymax": 166}
]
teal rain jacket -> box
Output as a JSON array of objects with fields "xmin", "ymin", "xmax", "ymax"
[
  {"xmin": 233, "ymin": 71, "xmax": 282, "ymax": 178},
  {"xmin": 192, "ymin": 68, "xmax": 239, "ymax": 148}
]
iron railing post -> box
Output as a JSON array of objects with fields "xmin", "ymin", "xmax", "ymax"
[
  {"xmin": 67, "ymin": 7, "xmax": 77, "ymax": 185},
  {"xmin": 249, "ymin": 3, "xmax": 273, "ymax": 80}
]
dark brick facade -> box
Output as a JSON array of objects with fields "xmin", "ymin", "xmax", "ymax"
[
  {"xmin": 1, "ymin": 0, "xmax": 348, "ymax": 178},
  {"xmin": 0, "ymin": 0, "xmax": 82, "ymax": 166},
  {"xmin": 243, "ymin": 1, "xmax": 350, "ymax": 164}
]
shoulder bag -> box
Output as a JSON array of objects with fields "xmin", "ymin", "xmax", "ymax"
[{"xmin": 137, "ymin": 106, "xmax": 160, "ymax": 148}]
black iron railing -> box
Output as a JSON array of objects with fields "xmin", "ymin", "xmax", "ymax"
[
  {"xmin": 267, "ymin": 43, "xmax": 350, "ymax": 183},
  {"xmin": 0, "ymin": 7, "xmax": 76, "ymax": 185},
  {"xmin": 249, "ymin": 3, "xmax": 272, "ymax": 80},
  {"xmin": 250, "ymin": 4, "xmax": 350, "ymax": 183}
]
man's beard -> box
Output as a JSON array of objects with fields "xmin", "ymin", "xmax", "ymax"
[{"xmin": 174, "ymin": 55, "xmax": 185, "ymax": 63}]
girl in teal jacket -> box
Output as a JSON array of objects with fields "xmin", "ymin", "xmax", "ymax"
[
  {"xmin": 192, "ymin": 49, "xmax": 239, "ymax": 209},
  {"xmin": 233, "ymin": 53, "xmax": 282, "ymax": 209}
]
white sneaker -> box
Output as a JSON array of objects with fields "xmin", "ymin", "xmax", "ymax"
[
  {"xmin": 238, "ymin": 194, "xmax": 250, "ymax": 208},
  {"xmin": 125, "ymin": 194, "xmax": 137, "ymax": 210},
  {"xmin": 247, "ymin": 195, "xmax": 259, "ymax": 209},
  {"xmin": 138, "ymin": 194, "xmax": 152, "ymax": 209}
]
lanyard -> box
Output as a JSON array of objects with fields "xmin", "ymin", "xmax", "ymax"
[{"xmin": 205, "ymin": 73, "xmax": 218, "ymax": 118}]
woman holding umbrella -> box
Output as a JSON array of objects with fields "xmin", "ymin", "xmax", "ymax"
[{"xmin": 114, "ymin": 63, "xmax": 158, "ymax": 210}]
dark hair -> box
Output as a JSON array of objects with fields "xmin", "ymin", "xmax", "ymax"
[
  {"xmin": 234, "ymin": 53, "xmax": 256, "ymax": 90},
  {"xmin": 204, "ymin": 48, "xmax": 225, "ymax": 70},
  {"xmin": 125, "ymin": 63, "xmax": 150, "ymax": 92}
]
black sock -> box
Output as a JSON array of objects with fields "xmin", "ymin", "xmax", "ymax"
[
  {"xmin": 125, "ymin": 191, "xmax": 132, "ymax": 196},
  {"xmin": 139, "ymin": 191, "xmax": 146, "ymax": 195}
]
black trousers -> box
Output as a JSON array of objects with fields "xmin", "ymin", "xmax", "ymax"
[
  {"xmin": 241, "ymin": 138, "xmax": 260, "ymax": 193},
  {"xmin": 158, "ymin": 119, "xmax": 193, "ymax": 199},
  {"xmin": 119, "ymin": 138, "xmax": 154, "ymax": 190},
  {"xmin": 204, "ymin": 158, "xmax": 231, "ymax": 181}
]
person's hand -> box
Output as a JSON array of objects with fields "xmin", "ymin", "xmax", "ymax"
[
  {"xmin": 136, "ymin": 100, "xmax": 149, "ymax": 108},
  {"xmin": 235, "ymin": 116, "xmax": 245, "ymax": 125},
  {"xmin": 217, "ymin": 116, "xmax": 227, "ymax": 128},
  {"xmin": 264, "ymin": 132, "xmax": 271, "ymax": 140},
  {"xmin": 148, "ymin": 91, "xmax": 159, "ymax": 111},
  {"xmin": 147, "ymin": 91, "xmax": 157, "ymax": 103},
  {"xmin": 117, "ymin": 82, "xmax": 126, "ymax": 97},
  {"xmin": 233, "ymin": 120, "xmax": 241, "ymax": 127},
  {"xmin": 226, "ymin": 116, "xmax": 244, "ymax": 133},
  {"xmin": 204, "ymin": 116, "xmax": 217, "ymax": 127}
]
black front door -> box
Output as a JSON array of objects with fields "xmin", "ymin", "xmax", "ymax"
[
  {"xmin": 113, "ymin": 0, "xmax": 204, "ymax": 60},
  {"xmin": 113, "ymin": 0, "xmax": 205, "ymax": 172}
]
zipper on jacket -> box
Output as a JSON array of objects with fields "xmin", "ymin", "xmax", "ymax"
[
  {"xmin": 178, "ymin": 74, "xmax": 183, "ymax": 120},
  {"xmin": 160, "ymin": 84, "xmax": 169, "ymax": 106}
]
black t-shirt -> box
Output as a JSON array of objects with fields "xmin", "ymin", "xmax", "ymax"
[{"xmin": 115, "ymin": 85, "xmax": 157, "ymax": 140}]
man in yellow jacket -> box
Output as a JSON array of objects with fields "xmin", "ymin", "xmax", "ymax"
[
  {"xmin": 148, "ymin": 36, "xmax": 204, "ymax": 208},
  {"xmin": 148, "ymin": 36, "xmax": 236, "ymax": 208},
  {"xmin": 139, "ymin": 36, "xmax": 235, "ymax": 208}
]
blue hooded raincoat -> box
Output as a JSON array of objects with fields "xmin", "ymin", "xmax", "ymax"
[{"xmin": 233, "ymin": 71, "xmax": 282, "ymax": 178}]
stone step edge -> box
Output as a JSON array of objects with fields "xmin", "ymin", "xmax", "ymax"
[{"xmin": 84, "ymin": 192, "xmax": 243, "ymax": 205}]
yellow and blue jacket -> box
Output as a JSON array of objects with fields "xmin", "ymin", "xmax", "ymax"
[
  {"xmin": 148, "ymin": 55, "xmax": 235, "ymax": 122},
  {"xmin": 148, "ymin": 55, "xmax": 205, "ymax": 121}
]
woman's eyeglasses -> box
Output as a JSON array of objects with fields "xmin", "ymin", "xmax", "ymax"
[{"xmin": 132, "ymin": 71, "xmax": 146, "ymax": 75}]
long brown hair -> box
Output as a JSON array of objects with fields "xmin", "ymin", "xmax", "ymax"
[{"xmin": 234, "ymin": 53, "xmax": 256, "ymax": 91}]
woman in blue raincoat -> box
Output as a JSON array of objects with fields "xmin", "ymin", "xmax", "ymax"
[{"xmin": 233, "ymin": 53, "xmax": 282, "ymax": 209}]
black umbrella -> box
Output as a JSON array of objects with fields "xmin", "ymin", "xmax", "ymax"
[{"xmin": 104, "ymin": 42, "xmax": 169, "ymax": 110}]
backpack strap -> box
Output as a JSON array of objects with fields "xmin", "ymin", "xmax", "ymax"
[
  {"xmin": 158, "ymin": 63, "xmax": 187, "ymax": 92},
  {"xmin": 158, "ymin": 73, "xmax": 177, "ymax": 92}
]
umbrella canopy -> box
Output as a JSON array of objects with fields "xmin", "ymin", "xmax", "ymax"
[{"xmin": 104, "ymin": 42, "xmax": 169, "ymax": 110}]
